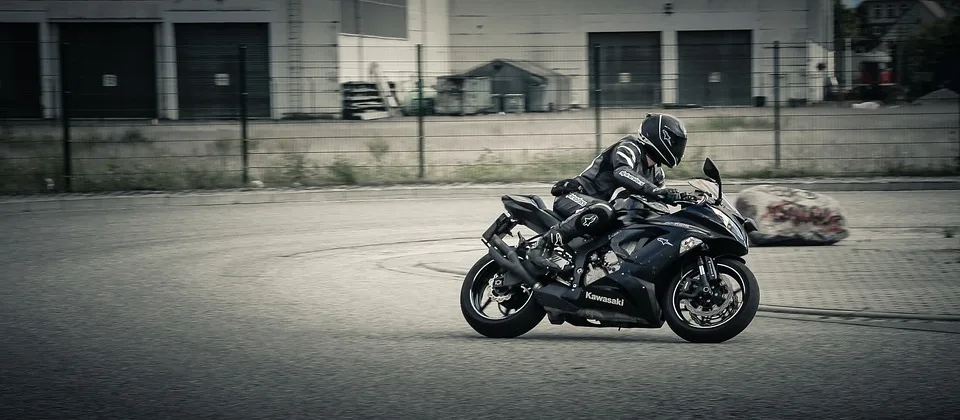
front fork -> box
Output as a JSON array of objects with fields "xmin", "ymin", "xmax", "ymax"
[
  {"xmin": 696, "ymin": 255, "xmax": 720, "ymax": 293},
  {"xmin": 678, "ymin": 249, "xmax": 720, "ymax": 300}
]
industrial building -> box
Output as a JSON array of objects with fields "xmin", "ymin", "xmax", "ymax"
[{"xmin": 0, "ymin": 0, "xmax": 833, "ymax": 120}]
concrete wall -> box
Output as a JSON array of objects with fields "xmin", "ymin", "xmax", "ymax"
[
  {"xmin": 806, "ymin": 40, "xmax": 833, "ymax": 103},
  {"xmin": 289, "ymin": 0, "xmax": 341, "ymax": 117},
  {"xmin": 338, "ymin": 0, "xmax": 450, "ymax": 101},
  {"xmin": 448, "ymin": 0, "xmax": 832, "ymax": 106},
  {"xmin": 806, "ymin": 0, "xmax": 834, "ymax": 48},
  {"xmin": 0, "ymin": 0, "xmax": 341, "ymax": 120}
]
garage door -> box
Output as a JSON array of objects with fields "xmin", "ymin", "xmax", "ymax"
[
  {"xmin": 175, "ymin": 23, "xmax": 271, "ymax": 119},
  {"xmin": 0, "ymin": 23, "xmax": 42, "ymax": 118},
  {"xmin": 588, "ymin": 32, "xmax": 661, "ymax": 107},
  {"xmin": 677, "ymin": 30, "xmax": 753, "ymax": 106},
  {"xmin": 59, "ymin": 23, "xmax": 157, "ymax": 118}
]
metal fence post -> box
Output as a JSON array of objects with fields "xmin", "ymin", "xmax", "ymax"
[
  {"xmin": 58, "ymin": 41, "xmax": 72, "ymax": 192},
  {"xmin": 773, "ymin": 40, "xmax": 781, "ymax": 169},
  {"xmin": 417, "ymin": 43, "xmax": 425, "ymax": 179},
  {"xmin": 238, "ymin": 44, "xmax": 249, "ymax": 185},
  {"xmin": 593, "ymin": 43, "xmax": 602, "ymax": 155}
]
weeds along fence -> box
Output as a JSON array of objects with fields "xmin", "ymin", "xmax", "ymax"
[{"xmin": 1, "ymin": 40, "xmax": 959, "ymax": 194}]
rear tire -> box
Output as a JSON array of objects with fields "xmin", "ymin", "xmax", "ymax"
[
  {"xmin": 460, "ymin": 254, "xmax": 545, "ymax": 338},
  {"xmin": 662, "ymin": 257, "xmax": 760, "ymax": 343}
]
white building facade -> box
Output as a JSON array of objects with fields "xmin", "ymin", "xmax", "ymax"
[{"xmin": 0, "ymin": 0, "xmax": 832, "ymax": 120}]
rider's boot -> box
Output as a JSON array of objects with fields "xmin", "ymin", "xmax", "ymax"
[{"xmin": 527, "ymin": 214, "xmax": 582, "ymax": 272}]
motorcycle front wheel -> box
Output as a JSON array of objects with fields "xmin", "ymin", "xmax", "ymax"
[
  {"xmin": 662, "ymin": 257, "xmax": 760, "ymax": 343},
  {"xmin": 459, "ymin": 254, "xmax": 545, "ymax": 338}
]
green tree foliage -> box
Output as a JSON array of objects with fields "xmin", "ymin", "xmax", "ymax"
[
  {"xmin": 834, "ymin": 0, "xmax": 863, "ymax": 40},
  {"xmin": 901, "ymin": 16, "xmax": 960, "ymax": 96}
]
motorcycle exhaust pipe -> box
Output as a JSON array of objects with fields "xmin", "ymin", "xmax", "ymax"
[{"xmin": 486, "ymin": 235, "xmax": 539, "ymax": 287}]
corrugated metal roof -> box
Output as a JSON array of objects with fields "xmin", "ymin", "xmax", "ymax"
[{"xmin": 459, "ymin": 58, "xmax": 564, "ymax": 80}]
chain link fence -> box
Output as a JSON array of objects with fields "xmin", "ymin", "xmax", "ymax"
[{"xmin": 1, "ymin": 37, "xmax": 958, "ymax": 194}]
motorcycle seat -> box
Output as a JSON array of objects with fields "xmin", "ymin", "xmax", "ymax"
[
  {"xmin": 501, "ymin": 194, "xmax": 564, "ymax": 224},
  {"xmin": 501, "ymin": 194, "xmax": 563, "ymax": 234}
]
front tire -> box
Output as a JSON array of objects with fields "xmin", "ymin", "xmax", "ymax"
[
  {"xmin": 460, "ymin": 254, "xmax": 546, "ymax": 338},
  {"xmin": 662, "ymin": 257, "xmax": 760, "ymax": 343}
]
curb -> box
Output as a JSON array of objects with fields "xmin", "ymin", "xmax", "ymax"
[
  {"xmin": 1, "ymin": 177, "xmax": 958, "ymax": 214},
  {"xmin": 421, "ymin": 264, "xmax": 960, "ymax": 323}
]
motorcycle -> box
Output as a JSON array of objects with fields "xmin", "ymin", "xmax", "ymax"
[{"xmin": 459, "ymin": 157, "xmax": 761, "ymax": 343}]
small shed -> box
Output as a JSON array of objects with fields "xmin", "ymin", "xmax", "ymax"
[
  {"xmin": 434, "ymin": 76, "xmax": 494, "ymax": 115},
  {"xmin": 456, "ymin": 59, "xmax": 572, "ymax": 112}
]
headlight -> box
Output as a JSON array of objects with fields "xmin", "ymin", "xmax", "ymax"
[
  {"xmin": 679, "ymin": 237, "xmax": 703, "ymax": 255},
  {"xmin": 712, "ymin": 207, "xmax": 747, "ymax": 246}
]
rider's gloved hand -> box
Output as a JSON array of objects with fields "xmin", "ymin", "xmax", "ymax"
[
  {"xmin": 684, "ymin": 192, "xmax": 701, "ymax": 202},
  {"xmin": 551, "ymin": 179, "xmax": 581, "ymax": 196},
  {"xmin": 654, "ymin": 187, "xmax": 685, "ymax": 205}
]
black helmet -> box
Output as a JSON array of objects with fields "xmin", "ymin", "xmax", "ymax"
[{"xmin": 637, "ymin": 113, "xmax": 688, "ymax": 168}]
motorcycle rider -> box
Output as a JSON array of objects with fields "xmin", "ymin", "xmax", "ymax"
[{"xmin": 528, "ymin": 112, "xmax": 692, "ymax": 272}]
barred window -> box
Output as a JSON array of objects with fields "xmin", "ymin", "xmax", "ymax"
[{"xmin": 341, "ymin": 0, "xmax": 408, "ymax": 39}]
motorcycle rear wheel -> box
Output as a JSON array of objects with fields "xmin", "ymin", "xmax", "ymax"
[
  {"xmin": 460, "ymin": 254, "xmax": 545, "ymax": 338},
  {"xmin": 662, "ymin": 257, "xmax": 760, "ymax": 343}
]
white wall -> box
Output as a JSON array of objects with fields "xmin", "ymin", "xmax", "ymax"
[
  {"xmin": 0, "ymin": 0, "xmax": 342, "ymax": 119},
  {"xmin": 806, "ymin": 0, "xmax": 834, "ymax": 48},
  {"xmin": 293, "ymin": 0, "xmax": 341, "ymax": 116},
  {"xmin": 806, "ymin": 40, "xmax": 832, "ymax": 103},
  {"xmin": 448, "ymin": 0, "xmax": 828, "ymax": 106},
  {"xmin": 337, "ymin": 0, "xmax": 450, "ymax": 99}
]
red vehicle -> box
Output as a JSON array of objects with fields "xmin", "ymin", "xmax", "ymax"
[{"xmin": 854, "ymin": 51, "xmax": 895, "ymax": 86}]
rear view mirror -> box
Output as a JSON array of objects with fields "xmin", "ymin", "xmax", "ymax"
[
  {"xmin": 702, "ymin": 158, "xmax": 722, "ymax": 204},
  {"xmin": 702, "ymin": 158, "xmax": 720, "ymax": 183}
]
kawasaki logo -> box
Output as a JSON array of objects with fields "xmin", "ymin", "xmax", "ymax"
[{"xmin": 585, "ymin": 291, "xmax": 625, "ymax": 307}]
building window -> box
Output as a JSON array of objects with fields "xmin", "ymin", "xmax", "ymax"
[
  {"xmin": 341, "ymin": 0, "xmax": 408, "ymax": 39},
  {"xmin": 887, "ymin": 4, "xmax": 895, "ymax": 17},
  {"xmin": 900, "ymin": 3, "xmax": 908, "ymax": 15},
  {"xmin": 873, "ymin": 5, "xmax": 881, "ymax": 18}
]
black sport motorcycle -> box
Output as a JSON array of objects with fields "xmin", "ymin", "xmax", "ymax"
[{"xmin": 460, "ymin": 157, "xmax": 762, "ymax": 343}]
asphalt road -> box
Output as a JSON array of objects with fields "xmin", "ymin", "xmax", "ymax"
[{"xmin": 2, "ymin": 191, "xmax": 959, "ymax": 420}]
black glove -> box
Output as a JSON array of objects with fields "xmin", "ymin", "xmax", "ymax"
[
  {"xmin": 654, "ymin": 187, "xmax": 685, "ymax": 205},
  {"xmin": 551, "ymin": 179, "xmax": 581, "ymax": 196}
]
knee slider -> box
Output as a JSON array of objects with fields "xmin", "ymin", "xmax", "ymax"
[{"xmin": 575, "ymin": 202, "xmax": 614, "ymax": 235}]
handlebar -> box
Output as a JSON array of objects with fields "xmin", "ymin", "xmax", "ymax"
[
  {"xmin": 622, "ymin": 191, "xmax": 707, "ymax": 210},
  {"xmin": 673, "ymin": 191, "xmax": 707, "ymax": 207}
]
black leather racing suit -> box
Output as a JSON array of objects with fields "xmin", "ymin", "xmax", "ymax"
[
  {"xmin": 530, "ymin": 135, "xmax": 669, "ymax": 272},
  {"xmin": 552, "ymin": 135, "xmax": 665, "ymax": 217},
  {"xmin": 574, "ymin": 134, "xmax": 665, "ymax": 202}
]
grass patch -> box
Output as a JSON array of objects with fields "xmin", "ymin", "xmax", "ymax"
[
  {"xmin": 1, "ymin": 129, "xmax": 243, "ymax": 193},
  {"xmin": 690, "ymin": 117, "xmax": 776, "ymax": 132},
  {"xmin": 0, "ymin": 157, "xmax": 63, "ymax": 194},
  {"xmin": 258, "ymin": 151, "xmax": 418, "ymax": 187},
  {"xmin": 449, "ymin": 149, "xmax": 595, "ymax": 183},
  {"xmin": 661, "ymin": 146, "xmax": 707, "ymax": 179},
  {"xmin": 2, "ymin": 123, "xmax": 956, "ymax": 194},
  {"xmin": 75, "ymin": 158, "xmax": 242, "ymax": 191},
  {"xmin": 616, "ymin": 117, "xmax": 776, "ymax": 136},
  {"xmin": 4, "ymin": 151, "xmax": 957, "ymax": 195},
  {"xmin": 0, "ymin": 156, "xmax": 243, "ymax": 194}
]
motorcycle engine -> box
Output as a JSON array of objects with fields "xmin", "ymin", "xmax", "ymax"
[{"xmin": 583, "ymin": 248, "xmax": 622, "ymax": 286}]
